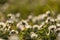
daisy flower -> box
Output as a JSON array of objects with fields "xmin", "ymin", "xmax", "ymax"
[
  {"xmin": 25, "ymin": 25, "xmax": 32, "ymax": 29},
  {"xmin": 6, "ymin": 19, "xmax": 14, "ymax": 26},
  {"xmin": 32, "ymin": 16, "xmax": 37, "ymax": 23},
  {"xmin": 17, "ymin": 20, "xmax": 28, "ymax": 31},
  {"xmin": 37, "ymin": 14, "xmax": 47, "ymax": 21},
  {"xmin": 9, "ymin": 30, "xmax": 18, "ymax": 35},
  {"xmin": 8, "ymin": 35, "xmax": 19, "ymax": 40},
  {"xmin": 7, "ymin": 13, "xmax": 15, "ymax": 19},
  {"xmin": 6, "ymin": 20, "xmax": 14, "ymax": 24},
  {"xmin": 33, "ymin": 25, "xmax": 40, "ymax": 30},
  {"xmin": 0, "ymin": 38, "xmax": 5, "ymax": 40},
  {"xmin": 0, "ymin": 22, "xmax": 6, "ymax": 31},
  {"xmin": 56, "ymin": 23, "xmax": 60, "ymax": 28},
  {"xmin": 18, "ymin": 19, "xmax": 28, "ymax": 26},
  {"xmin": 55, "ymin": 28, "xmax": 60, "ymax": 40},
  {"xmin": 17, "ymin": 23, "xmax": 25, "ymax": 31},
  {"xmin": 48, "ymin": 25, "xmax": 56, "ymax": 35},
  {"xmin": 39, "ymin": 22, "xmax": 45, "ymax": 28},
  {"xmin": 48, "ymin": 25, "xmax": 56, "ymax": 31},
  {"xmin": 46, "ymin": 10, "xmax": 50, "ymax": 15},
  {"xmin": 30, "ymin": 32, "xmax": 38, "ymax": 38},
  {"xmin": 9, "ymin": 35, "xmax": 19, "ymax": 40},
  {"xmin": 55, "ymin": 28, "xmax": 60, "ymax": 33},
  {"xmin": 56, "ymin": 33, "xmax": 60, "ymax": 40},
  {"xmin": 4, "ymin": 25, "xmax": 11, "ymax": 31},
  {"xmin": 28, "ymin": 14, "xmax": 33, "ymax": 20},
  {"xmin": 16, "ymin": 12, "xmax": 20, "ymax": 18},
  {"xmin": 56, "ymin": 14, "xmax": 60, "ymax": 21}
]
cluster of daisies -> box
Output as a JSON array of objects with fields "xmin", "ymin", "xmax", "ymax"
[{"xmin": 0, "ymin": 11, "xmax": 60, "ymax": 40}]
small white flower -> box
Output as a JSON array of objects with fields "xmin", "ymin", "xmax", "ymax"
[
  {"xmin": 56, "ymin": 33, "xmax": 60, "ymax": 40},
  {"xmin": 33, "ymin": 25, "xmax": 39, "ymax": 28},
  {"xmin": 17, "ymin": 20, "xmax": 28, "ymax": 31},
  {"xmin": 8, "ymin": 35, "xmax": 19, "ymax": 40},
  {"xmin": 7, "ymin": 13, "xmax": 18, "ymax": 22},
  {"xmin": 57, "ymin": 14, "xmax": 60, "ymax": 20},
  {"xmin": 6, "ymin": 19, "xmax": 14, "ymax": 24},
  {"xmin": 4, "ymin": 25, "xmax": 11, "ymax": 31},
  {"xmin": 48, "ymin": 25, "xmax": 56, "ymax": 30},
  {"xmin": 33, "ymin": 25, "xmax": 40, "ymax": 30},
  {"xmin": 46, "ymin": 32, "xmax": 50, "ymax": 36},
  {"xmin": 0, "ymin": 22, "xmax": 6, "ymax": 27},
  {"xmin": 25, "ymin": 19, "xmax": 30, "ymax": 22},
  {"xmin": 55, "ymin": 28, "xmax": 60, "ymax": 32},
  {"xmin": 45, "ymin": 17, "xmax": 50, "ymax": 23},
  {"xmin": 19, "ymin": 25, "xmax": 25, "ymax": 31},
  {"xmin": 56, "ymin": 23, "xmax": 60, "ymax": 28},
  {"xmin": 25, "ymin": 25, "xmax": 32, "ymax": 29},
  {"xmin": 46, "ymin": 10, "xmax": 50, "ymax": 15},
  {"xmin": 30, "ymin": 32, "xmax": 38, "ymax": 38},
  {"xmin": 56, "ymin": 28, "xmax": 60, "ymax": 40},
  {"xmin": 55, "ymin": 18, "xmax": 58, "ymax": 22},
  {"xmin": 32, "ymin": 16, "xmax": 37, "ymax": 23},
  {"xmin": 0, "ymin": 38, "xmax": 5, "ymax": 40},
  {"xmin": 17, "ymin": 23, "xmax": 25, "ymax": 31},
  {"xmin": 7, "ymin": 13, "xmax": 15, "ymax": 19},
  {"xmin": 16, "ymin": 13, "xmax": 20, "ymax": 18},
  {"xmin": 20, "ymin": 20, "xmax": 28, "ymax": 25},
  {"xmin": 37, "ymin": 14, "xmax": 47, "ymax": 21},
  {"xmin": 6, "ymin": 20, "xmax": 14, "ymax": 26},
  {"xmin": 0, "ymin": 22, "xmax": 6, "ymax": 31},
  {"xmin": 39, "ymin": 22, "xmax": 45, "ymax": 28},
  {"xmin": 45, "ymin": 17, "xmax": 55, "ymax": 23},
  {"xmin": 9, "ymin": 30, "xmax": 18, "ymax": 35},
  {"xmin": 47, "ymin": 25, "xmax": 56, "ymax": 35},
  {"xmin": 28, "ymin": 14, "xmax": 33, "ymax": 19},
  {"xmin": 50, "ymin": 18, "xmax": 55, "ymax": 22}
]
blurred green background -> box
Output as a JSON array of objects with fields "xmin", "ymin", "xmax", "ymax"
[{"xmin": 0, "ymin": 0, "xmax": 60, "ymax": 19}]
